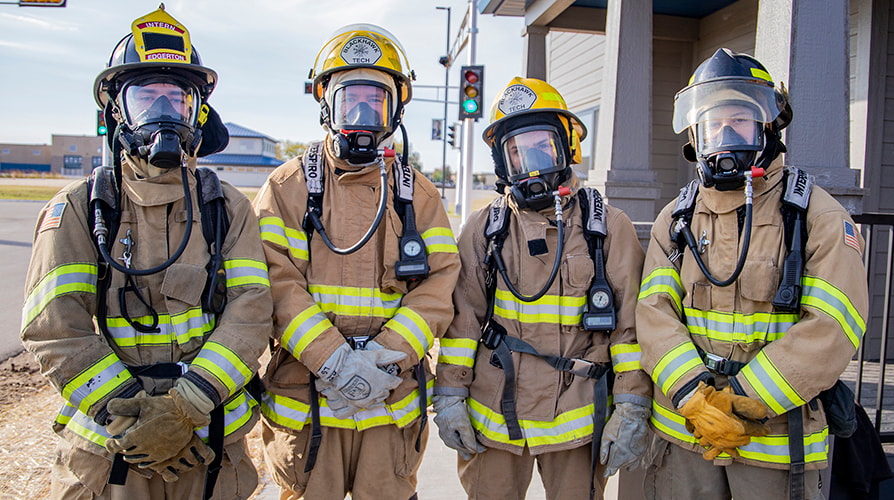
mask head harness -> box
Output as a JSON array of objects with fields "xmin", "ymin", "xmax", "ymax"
[
  {"xmin": 310, "ymin": 24, "xmax": 415, "ymax": 165},
  {"xmin": 674, "ymin": 48, "xmax": 791, "ymax": 191}
]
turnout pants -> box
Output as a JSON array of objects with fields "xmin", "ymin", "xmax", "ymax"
[
  {"xmin": 262, "ymin": 418, "xmax": 426, "ymax": 500},
  {"xmin": 50, "ymin": 437, "xmax": 257, "ymax": 500},
  {"xmin": 458, "ymin": 444, "xmax": 608, "ymax": 500},
  {"xmin": 643, "ymin": 436, "xmax": 823, "ymax": 500}
]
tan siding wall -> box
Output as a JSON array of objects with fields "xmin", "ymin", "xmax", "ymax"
[
  {"xmin": 548, "ymin": 31, "xmax": 605, "ymax": 111},
  {"xmin": 696, "ymin": 0, "xmax": 757, "ymax": 62},
  {"xmin": 653, "ymin": 40, "xmax": 693, "ymax": 204}
]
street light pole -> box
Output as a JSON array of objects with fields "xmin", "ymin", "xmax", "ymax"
[{"xmin": 436, "ymin": 5, "xmax": 451, "ymax": 201}]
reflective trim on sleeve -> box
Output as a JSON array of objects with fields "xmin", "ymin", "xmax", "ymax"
[
  {"xmin": 385, "ymin": 307, "xmax": 434, "ymax": 358},
  {"xmin": 467, "ymin": 396, "xmax": 611, "ymax": 450},
  {"xmin": 652, "ymin": 342, "xmax": 703, "ymax": 396},
  {"xmin": 195, "ymin": 390, "xmax": 258, "ymax": 440},
  {"xmin": 801, "ymin": 276, "xmax": 866, "ymax": 350},
  {"xmin": 494, "ymin": 289, "xmax": 585, "ymax": 326},
  {"xmin": 610, "ymin": 343, "xmax": 642, "ymax": 373},
  {"xmin": 650, "ymin": 400, "xmax": 699, "ymax": 444},
  {"xmin": 421, "ymin": 227, "xmax": 458, "ymax": 254},
  {"xmin": 309, "ymin": 284, "xmax": 403, "ymax": 318},
  {"xmin": 281, "ymin": 305, "xmax": 334, "ymax": 358},
  {"xmin": 61, "ymin": 353, "xmax": 133, "ymax": 414},
  {"xmin": 224, "ymin": 258, "xmax": 270, "ymax": 288},
  {"xmin": 105, "ymin": 307, "xmax": 216, "ymax": 348},
  {"xmin": 639, "ymin": 267, "xmax": 683, "ymax": 314},
  {"xmin": 739, "ymin": 350, "xmax": 806, "ymax": 415},
  {"xmin": 259, "ymin": 216, "xmax": 309, "ymax": 261},
  {"xmin": 260, "ymin": 391, "xmax": 310, "ymax": 431},
  {"xmin": 438, "ymin": 338, "xmax": 478, "ymax": 368},
  {"xmin": 22, "ymin": 263, "xmax": 97, "ymax": 329},
  {"xmin": 190, "ymin": 341, "xmax": 254, "ymax": 394},
  {"xmin": 683, "ymin": 307, "xmax": 797, "ymax": 344}
]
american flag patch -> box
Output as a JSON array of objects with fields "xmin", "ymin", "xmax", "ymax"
[
  {"xmin": 38, "ymin": 202, "xmax": 66, "ymax": 233},
  {"xmin": 843, "ymin": 220, "xmax": 861, "ymax": 253}
]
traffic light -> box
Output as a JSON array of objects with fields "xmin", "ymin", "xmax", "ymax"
[
  {"xmin": 447, "ymin": 124, "xmax": 458, "ymax": 149},
  {"xmin": 96, "ymin": 109, "xmax": 107, "ymax": 136},
  {"xmin": 459, "ymin": 65, "xmax": 484, "ymax": 120}
]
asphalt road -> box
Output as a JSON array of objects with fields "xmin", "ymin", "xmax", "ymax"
[{"xmin": 0, "ymin": 198, "xmax": 47, "ymax": 361}]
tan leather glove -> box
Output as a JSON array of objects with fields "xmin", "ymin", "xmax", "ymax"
[
  {"xmin": 679, "ymin": 382, "xmax": 751, "ymax": 459},
  {"xmin": 432, "ymin": 395, "xmax": 487, "ymax": 460},
  {"xmin": 146, "ymin": 434, "xmax": 215, "ymax": 482},
  {"xmin": 104, "ymin": 390, "xmax": 147, "ymax": 437},
  {"xmin": 105, "ymin": 384, "xmax": 211, "ymax": 466},
  {"xmin": 710, "ymin": 386, "xmax": 771, "ymax": 431}
]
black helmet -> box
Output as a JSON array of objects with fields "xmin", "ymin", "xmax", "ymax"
[
  {"xmin": 94, "ymin": 5, "xmax": 216, "ymax": 109},
  {"xmin": 673, "ymin": 48, "xmax": 791, "ymax": 136}
]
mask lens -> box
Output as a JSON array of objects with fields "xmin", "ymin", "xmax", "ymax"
[
  {"xmin": 122, "ymin": 76, "xmax": 199, "ymax": 129},
  {"xmin": 332, "ymin": 83, "xmax": 392, "ymax": 131},
  {"xmin": 695, "ymin": 104, "xmax": 762, "ymax": 155},
  {"xmin": 501, "ymin": 127, "xmax": 565, "ymax": 181}
]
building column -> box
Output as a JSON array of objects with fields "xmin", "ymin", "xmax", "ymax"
[
  {"xmin": 522, "ymin": 25, "xmax": 549, "ymax": 80},
  {"xmin": 756, "ymin": 0, "xmax": 863, "ymax": 213},
  {"xmin": 590, "ymin": 0, "xmax": 657, "ymax": 225}
]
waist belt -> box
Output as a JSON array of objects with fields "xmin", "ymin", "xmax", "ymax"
[
  {"xmin": 695, "ymin": 347, "xmax": 746, "ymax": 376},
  {"xmin": 129, "ymin": 362, "xmax": 189, "ymax": 379}
]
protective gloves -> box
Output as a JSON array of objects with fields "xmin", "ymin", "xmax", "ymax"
[
  {"xmin": 146, "ymin": 433, "xmax": 215, "ymax": 482},
  {"xmin": 599, "ymin": 402, "xmax": 651, "ymax": 477},
  {"xmin": 691, "ymin": 384, "xmax": 770, "ymax": 459},
  {"xmin": 105, "ymin": 379, "xmax": 213, "ymax": 466},
  {"xmin": 679, "ymin": 382, "xmax": 750, "ymax": 459},
  {"xmin": 104, "ymin": 390, "xmax": 147, "ymax": 437},
  {"xmin": 316, "ymin": 343, "xmax": 406, "ymax": 419},
  {"xmin": 432, "ymin": 395, "xmax": 487, "ymax": 460}
]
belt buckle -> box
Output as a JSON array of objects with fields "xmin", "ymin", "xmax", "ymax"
[
  {"xmin": 704, "ymin": 352, "xmax": 727, "ymax": 373},
  {"xmin": 348, "ymin": 335, "xmax": 371, "ymax": 350}
]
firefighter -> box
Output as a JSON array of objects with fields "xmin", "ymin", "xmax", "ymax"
[
  {"xmin": 636, "ymin": 48, "xmax": 869, "ymax": 500},
  {"xmin": 20, "ymin": 5, "xmax": 273, "ymax": 499},
  {"xmin": 433, "ymin": 77, "xmax": 652, "ymax": 500},
  {"xmin": 252, "ymin": 23, "xmax": 461, "ymax": 500}
]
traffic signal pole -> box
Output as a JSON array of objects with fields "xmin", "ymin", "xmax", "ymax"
[
  {"xmin": 459, "ymin": 0, "xmax": 478, "ymax": 225},
  {"xmin": 436, "ymin": 5, "xmax": 450, "ymax": 201}
]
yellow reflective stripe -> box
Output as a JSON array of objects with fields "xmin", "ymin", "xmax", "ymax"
[
  {"xmin": 281, "ymin": 305, "xmax": 333, "ymax": 357},
  {"xmin": 259, "ymin": 216, "xmax": 309, "ymax": 260},
  {"xmin": 22, "ymin": 263, "xmax": 97, "ymax": 329},
  {"xmin": 309, "ymin": 284, "xmax": 403, "ymax": 318},
  {"xmin": 191, "ymin": 341, "xmax": 253, "ymax": 394},
  {"xmin": 61, "ymin": 353, "xmax": 132, "ymax": 413},
  {"xmin": 224, "ymin": 258, "xmax": 270, "ymax": 288},
  {"xmin": 740, "ymin": 350, "xmax": 805, "ymax": 415},
  {"xmin": 438, "ymin": 338, "xmax": 478, "ymax": 368},
  {"xmin": 639, "ymin": 267, "xmax": 683, "ymax": 313},
  {"xmin": 385, "ymin": 307, "xmax": 434, "ymax": 358},
  {"xmin": 650, "ymin": 400, "xmax": 698, "ymax": 444},
  {"xmin": 494, "ymin": 289, "xmax": 585, "ymax": 326},
  {"xmin": 260, "ymin": 379, "xmax": 433, "ymax": 432},
  {"xmin": 683, "ymin": 307, "xmax": 797, "ymax": 344},
  {"xmin": 750, "ymin": 67, "xmax": 772, "ymax": 82},
  {"xmin": 737, "ymin": 428, "xmax": 828, "ymax": 464},
  {"xmin": 468, "ymin": 397, "xmax": 605, "ymax": 448},
  {"xmin": 421, "ymin": 227, "xmax": 458, "ymax": 254},
  {"xmin": 801, "ymin": 276, "xmax": 865, "ymax": 350},
  {"xmin": 105, "ymin": 308, "xmax": 216, "ymax": 347},
  {"xmin": 652, "ymin": 342, "xmax": 702, "ymax": 395},
  {"xmin": 261, "ymin": 392, "xmax": 310, "ymax": 431},
  {"xmin": 610, "ymin": 343, "xmax": 642, "ymax": 373}
]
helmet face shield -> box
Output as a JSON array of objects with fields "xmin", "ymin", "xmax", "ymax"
[
  {"xmin": 120, "ymin": 75, "xmax": 200, "ymax": 131},
  {"xmin": 501, "ymin": 126, "xmax": 566, "ymax": 181},
  {"xmin": 672, "ymin": 79, "xmax": 782, "ymax": 134},
  {"xmin": 331, "ymin": 82, "xmax": 392, "ymax": 132},
  {"xmin": 693, "ymin": 104, "xmax": 763, "ymax": 156}
]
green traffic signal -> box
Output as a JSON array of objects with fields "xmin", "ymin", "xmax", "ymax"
[
  {"xmin": 462, "ymin": 99, "xmax": 479, "ymax": 114},
  {"xmin": 97, "ymin": 125, "xmax": 108, "ymax": 135}
]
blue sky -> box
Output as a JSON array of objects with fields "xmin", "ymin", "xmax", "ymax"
[{"xmin": 0, "ymin": 0, "xmax": 525, "ymax": 173}]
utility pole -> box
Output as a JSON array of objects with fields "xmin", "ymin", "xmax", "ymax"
[
  {"xmin": 459, "ymin": 0, "xmax": 478, "ymax": 225},
  {"xmin": 436, "ymin": 6, "xmax": 451, "ymax": 202}
]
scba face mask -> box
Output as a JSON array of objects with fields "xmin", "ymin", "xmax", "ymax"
[
  {"xmin": 692, "ymin": 104, "xmax": 765, "ymax": 191},
  {"xmin": 501, "ymin": 126, "xmax": 567, "ymax": 209},
  {"xmin": 119, "ymin": 75, "xmax": 201, "ymax": 169},
  {"xmin": 329, "ymin": 82, "xmax": 394, "ymax": 164}
]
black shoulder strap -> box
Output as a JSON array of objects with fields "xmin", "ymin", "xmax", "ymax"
[
  {"xmin": 669, "ymin": 179, "xmax": 700, "ymax": 250},
  {"xmin": 392, "ymin": 155, "xmax": 429, "ymax": 282},
  {"xmin": 578, "ymin": 188, "xmax": 616, "ymax": 332},
  {"xmin": 301, "ymin": 142, "xmax": 326, "ymax": 235},
  {"xmin": 194, "ymin": 167, "xmax": 231, "ymax": 316},
  {"xmin": 773, "ymin": 166, "xmax": 812, "ymax": 311},
  {"xmin": 88, "ymin": 166, "xmax": 121, "ymax": 339}
]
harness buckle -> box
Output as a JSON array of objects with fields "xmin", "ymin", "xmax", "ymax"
[
  {"xmin": 704, "ymin": 352, "xmax": 730, "ymax": 374},
  {"xmin": 346, "ymin": 336, "xmax": 372, "ymax": 350}
]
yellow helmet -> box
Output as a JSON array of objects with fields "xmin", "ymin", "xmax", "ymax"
[
  {"xmin": 310, "ymin": 23, "xmax": 415, "ymax": 104},
  {"xmin": 483, "ymin": 77, "xmax": 586, "ymax": 165}
]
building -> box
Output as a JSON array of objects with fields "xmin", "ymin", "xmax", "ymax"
[
  {"xmin": 198, "ymin": 122, "xmax": 281, "ymax": 187},
  {"xmin": 0, "ymin": 122, "xmax": 281, "ymax": 187}
]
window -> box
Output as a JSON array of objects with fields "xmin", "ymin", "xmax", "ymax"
[
  {"xmin": 69, "ymin": 145, "xmax": 78, "ymax": 153},
  {"xmin": 1, "ymin": 149, "xmax": 9, "ymax": 155},
  {"xmin": 63, "ymin": 155, "xmax": 83, "ymax": 173},
  {"xmin": 92, "ymin": 156, "xmax": 103, "ymax": 169}
]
